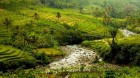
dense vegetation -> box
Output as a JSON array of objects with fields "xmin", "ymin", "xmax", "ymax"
[
  {"xmin": 0, "ymin": 65, "xmax": 140, "ymax": 78},
  {"xmin": 82, "ymin": 35, "xmax": 140, "ymax": 66},
  {"xmin": 0, "ymin": 0, "xmax": 140, "ymax": 77}
]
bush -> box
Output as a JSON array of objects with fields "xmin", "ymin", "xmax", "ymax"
[
  {"xmin": 21, "ymin": 58, "xmax": 36, "ymax": 68},
  {"xmin": 55, "ymin": 26, "xmax": 83, "ymax": 45},
  {"xmin": 114, "ymin": 43, "xmax": 140, "ymax": 66},
  {"xmin": 81, "ymin": 40, "xmax": 110, "ymax": 59},
  {"xmin": 32, "ymin": 51, "xmax": 53, "ymax": 65}
]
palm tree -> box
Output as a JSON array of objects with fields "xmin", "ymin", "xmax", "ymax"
[
  {"xmin": 109, "ymin": 28, "xmax": 118, "ymax": 62},
  {"xmin": 3, "ymin": 17, "xmax": 12, "ymax": 32},
  {"xmin": 110, "ymin": 28, "xmax": 118, "ymax": 44},
  {"xmin": 56, "ymin": 12, "xmax": 61, "ymax": 20},
  {"xmin": 34, "ymin": 12, "xmax": 39, "ymax": 21}
]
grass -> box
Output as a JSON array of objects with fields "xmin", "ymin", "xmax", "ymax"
[
  {"xmin": 70, "ymin": 72, "xmax": 101, "ymax": 78},
  {"xmin": 117, "ymin": 35, "xmax": 140, "ymax": 44},
  {"xmin": 37, "ymin": 48, "xmax": 63, "ymax": 56},
  {"xmin": 1, "ymin": 63, "xmax": 139, "ymax": 78},
  {"xmin": 70, "ymin": 68, "xmax": 140, "ymax": 78}
]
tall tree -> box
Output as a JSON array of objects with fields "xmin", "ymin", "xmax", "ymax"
[
  {"xmin": 109, "ymin": 28, "xmax": 118, "ymax": 62},
  {"xmin": 110, "ymin": 28, "xmax": 118, "ymax": 43}
]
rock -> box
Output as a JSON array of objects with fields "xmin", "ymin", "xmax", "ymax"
[{"xmin": 120, "ymin": 29, "xmax": 136, "ymax": 37}]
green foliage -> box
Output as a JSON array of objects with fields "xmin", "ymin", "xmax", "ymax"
[
  {"xmin": 15, "ymin": 69, "xmax": 36, "ymax": 78},
  {"xmin": 56, "ymin": 24, "xmax": 80, "ymax": 45},
  {"xmin": 108, "ymin": 28, "xmax": 119, "ymax": 62},
  {"xmin": 40, "ymin": 52, "xmax": 52, "ymax": 64},
  {"xmin": 71, "ymin": 67, "xmax": 140, "ymax": 78},
  {"xmin": 0, "ymin": 0, "xmax": 140, "ymax": 75},
  {"xmin": 105, "ymin": 70, "xmax": 116, "ymax": 78},
  {"xmin": 56, "ymin": 12, "xmax": 61, "ymax": 20},
  {"xmin": 32, "ymin": 50, "xmax": 53, "ymax": 65},
  {"xmin": 0, "ymin": 55, "xmax": 36, "ymax": 72},
  {"xmin": 40, "ymin": 0, "xmax": 89, "ymax": 9},
  {"xmin": 82, "ymin": 35, "xmax": 140, "ymax": 66},
  {"xmin": 115, "ymin": 42, "xmax": 140, "ymax": 65},
  {"xmin": 33, "ymin": 12, "xmax": 39, "ymax": 21},
  {"xmin": 80, "ymin": 65, "xmax": 85, "ymax": 72},
  {"xmin": 109, "ymin": 28, "xmax": 118, "ymax": 39},
  {"xmin": 81, "ymin": 40, "xmax": 110, "ymax": 59},
  {"xmin": 0, "ymin": 45, "xmax": 36, "ymax": 72},
  {"xmin": 3, "ymin": 17, "xmax": 12, "ymax": 32}
]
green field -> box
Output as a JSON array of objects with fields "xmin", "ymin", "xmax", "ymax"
[{"xmin": 37, "ymin": 48, "xmax": 63, "ymax": 56}]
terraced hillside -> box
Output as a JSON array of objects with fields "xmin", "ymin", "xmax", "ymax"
[
  {"xmin": 0, "ymin": 30, "xmax": 10, "ymax": 42},
  {"xmin": 19, "ymin": 8, "xmax": 86, "ymax": 26},
  {"xmin": 0, "ymin": 45, "xmax": 32, "ymax": 62},
  {"xmin": 44, "ymin": 14, "xmax": 84, "ymax": 26}
]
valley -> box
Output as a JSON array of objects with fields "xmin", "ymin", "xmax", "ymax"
[{"xmin": 0, "ymin": 0, "xmax": 140, "ymax": 78}]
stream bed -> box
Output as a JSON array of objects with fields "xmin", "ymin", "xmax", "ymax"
[{"xmin": 49, "ymin": 45, "xmax": 101, "ymax": 69}]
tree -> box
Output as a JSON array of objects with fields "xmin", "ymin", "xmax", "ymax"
[
  {"xmin": 102, "ymin": 1, "xmax": 107, "ymax": 7},
  {"xmin": 124, "ymin": 4, "xmax": 137, "ymax": 16},
  {"xmin": 103, "ymin": 6, "xmax": 112, "ymax": 26},
  {"xmin": 56, "ymin": 12, "xmax": 61, "ymax": 20},
  {"xmin": 40, "ymin": 0, "xmax": 46, "ymax": 5},
  {"xmin": 110, "ymin": 28, "xmax": 118, "ymax": 43},
  {"xmin": 123, "ymin": 4, "xmax": 138, "ymax": 25},
  {"xmin": 108, "ymin": 28, "xmax": 119, "ymax": 62},
  {"xmin": 103, "ymin": 13, "xmax": 112, "ymax": 26},
  {"xmin": 3, "ymin": 17, "xmax": 12, "ymax": 32},
  {"xmin": 34, "ymin": 12, "xmax": 39, "ymax": 21},
  {"xmin": 79, "ymin": 7, "xmax": 83, "ymax": 14},
  {"xmin": 93, "ymin": 7, "xmax": 102, "ymax": 18}
]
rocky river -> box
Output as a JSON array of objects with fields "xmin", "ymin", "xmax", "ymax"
[{"xmin": 49, "ymin": 45, "xmax": 101, "ymax": 70}]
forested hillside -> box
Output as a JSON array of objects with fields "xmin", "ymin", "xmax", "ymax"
[{"xmin": 0, "ymin": 0, "xmax": 140, "ymax": 78}]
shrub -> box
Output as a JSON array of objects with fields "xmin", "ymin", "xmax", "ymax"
[
  {"xmin": 81, "ymin": 40, "xmax": 110, "ymax": 59},
  {"xmin": 32, "ymin": 51, "xmax": 53, "ymax": 65},
  {"xmin": 114, "ymin": 43, "xmax": 140, "ymax": 66}
]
